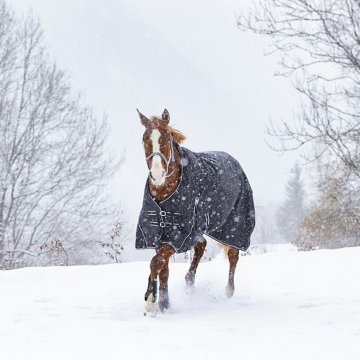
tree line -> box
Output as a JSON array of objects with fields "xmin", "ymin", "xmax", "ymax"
[
  {"xmin": 239, "ymin": 0, "xmax": 360, "ymax": 249},
  {"xmin": 0, "ymin": 1, "xmax": 122, "ymax": 269}
]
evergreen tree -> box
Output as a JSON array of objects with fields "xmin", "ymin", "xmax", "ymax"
[{"xmin": 276, "ymin": 163, "xmax": 306, "ymax": 243}]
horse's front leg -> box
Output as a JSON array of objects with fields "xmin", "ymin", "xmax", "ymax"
[
  {"xmin": 144, "ymin": 243, "xmax": 174, "ymax": 312},
  {"xmin": 158, "ymin": 259, "xmax": 170, "ymax": 312}
]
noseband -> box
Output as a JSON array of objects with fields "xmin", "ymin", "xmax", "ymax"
[{"xmin": 145, "ymin": 135, "xmax": 175, "ymax": 179}]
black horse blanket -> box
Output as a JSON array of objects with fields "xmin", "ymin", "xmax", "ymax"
[{"xmin": 136, "ymin": 146, "xmax": 255, "ymax": 253}]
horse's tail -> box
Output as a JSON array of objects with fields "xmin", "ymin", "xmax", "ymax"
[{"xmin": 218, "ymin": 244, "xmax": 231, "ymax": 257}]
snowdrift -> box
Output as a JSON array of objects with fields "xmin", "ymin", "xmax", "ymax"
[{"xmin": 1, "ymin": 246, "xmax": 360, "ymax": 360}]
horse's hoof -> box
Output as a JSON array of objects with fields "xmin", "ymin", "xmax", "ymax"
[
  {"xmin": 225, "ymin": 284, "xmax": 235, "ymax": 298},
  {"xmin": 159, "ymin": 300, "xmax": 170, "ymax": 312},
  {"xmin": 185, "ymin": 271, "xmax": 195, "ymax": 286}
]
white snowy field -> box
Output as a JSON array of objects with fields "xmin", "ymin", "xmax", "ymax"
[{"xmin": 1, "ymin": 246, "xmax": 360, "ymax": 360}]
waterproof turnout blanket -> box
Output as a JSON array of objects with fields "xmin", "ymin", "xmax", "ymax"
[{"xmin": 136, "ymin": 146, "xmax": 255, "ymax": 253}]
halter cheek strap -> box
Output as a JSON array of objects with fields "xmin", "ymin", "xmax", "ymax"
[{"xmin": 145, "ymin": 135, "xmax": 175, "ymax": 178}]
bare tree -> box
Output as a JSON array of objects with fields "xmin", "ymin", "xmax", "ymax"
[
  {"xmin": 0, "ymin": 2, "xmax": 119, "ymax": 269},
  {"xmin": 238, "ymin": 0, "xmax": 360, "ymax": 178}
]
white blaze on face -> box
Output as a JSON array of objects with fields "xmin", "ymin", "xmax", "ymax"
[{"xmin": 150, "ymin": 129, "xmax": 166, "ymax": 186}]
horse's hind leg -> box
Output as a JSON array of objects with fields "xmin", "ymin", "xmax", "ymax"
[
  {"xmin": 185, "ymin": 238, "xmax": 207, "ymax": 286},
  {"xmin": 226, "ymin": 246, "xmax": 239, "ymax": 298}
]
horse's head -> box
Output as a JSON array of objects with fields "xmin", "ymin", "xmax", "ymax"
[{"xmin": 137, "ymin": 109, "xmax": 185, "ymax": 187}]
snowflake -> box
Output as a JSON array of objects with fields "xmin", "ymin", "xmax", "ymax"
[{"xmin": 180, "ymin": 157, "xmax": 189, "ymax": 166}]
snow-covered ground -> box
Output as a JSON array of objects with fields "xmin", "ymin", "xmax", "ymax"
[{"xmin": 1, "ymin": 246, "xmax": 360, "ymax": 360}]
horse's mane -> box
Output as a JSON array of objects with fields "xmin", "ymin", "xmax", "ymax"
[{"xmin": 168, "ymin": 126, "xmax": 186, "ymax": 144}]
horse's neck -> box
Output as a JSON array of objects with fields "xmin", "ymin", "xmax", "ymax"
[{"xmin": 149, "ymin": 145, "xmax": 181, "ymax": 202}]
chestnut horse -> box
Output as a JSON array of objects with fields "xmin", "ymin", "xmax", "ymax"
[{"xmin": 136, "ymin": 109, "xmax": 254, "ymax": 313}]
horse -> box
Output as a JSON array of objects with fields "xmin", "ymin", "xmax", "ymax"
[{"xmin": 136, "ymin": 109, "xmax": 255, "ymax": 313}]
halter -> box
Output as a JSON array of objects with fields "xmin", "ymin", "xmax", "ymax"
[{"xmin": 145, "ymin": 135, "xmax": 175, "ymax": 179}]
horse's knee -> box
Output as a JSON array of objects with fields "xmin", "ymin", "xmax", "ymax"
[
  {"xmin": 150, "ymin": 254, "xmax": 165, "ymax": 274},
  {"xmin": 150, "ymin": 244, "xmax": 174, "ymax": 277}
]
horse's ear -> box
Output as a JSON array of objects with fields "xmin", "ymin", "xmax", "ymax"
[
  {"xmin": 162, "ymin": 109, "xmax": 170, "ymax": 124},
  {"xmin": 137, "ymin": 109, "xmax": 149, "ymax": 126}
]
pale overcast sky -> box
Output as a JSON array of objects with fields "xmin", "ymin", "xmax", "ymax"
[{"xmin": 10, "ymin": 0, "xmax": 301, "ymax": 216}]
